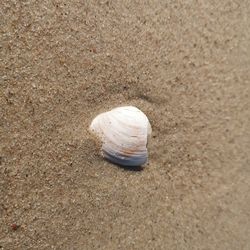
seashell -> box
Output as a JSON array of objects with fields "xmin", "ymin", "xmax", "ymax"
[{"xmin": 89, "ymin": 106, "xmax": 152, "ymax": 167}]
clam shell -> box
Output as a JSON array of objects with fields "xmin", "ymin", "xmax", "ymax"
[{"xmin": 89, "ymin": 106, "xmax": 151, "ymax": 167}]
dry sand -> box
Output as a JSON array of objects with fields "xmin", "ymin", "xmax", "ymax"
[{"xmin": 1, "ymin": 0, "xmax": 250, "ymax": 249}]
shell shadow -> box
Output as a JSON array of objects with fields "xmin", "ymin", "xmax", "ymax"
[{"xmin": 117, "ymin": 164, "xmax": 144, "ymax": 172}]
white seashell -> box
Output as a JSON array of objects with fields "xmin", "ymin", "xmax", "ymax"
[{"xmin": 89, "ymin": 106, "xmax": 151, "ymax": 167}]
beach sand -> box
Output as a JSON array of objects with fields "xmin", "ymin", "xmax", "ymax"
[{"xmin": 1, "ymin": 1, "xmax": 250, "ymax": 249}]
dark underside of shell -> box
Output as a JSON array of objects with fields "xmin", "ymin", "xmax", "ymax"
[{"xmin": 103, "ymin": 150, "xmax": 147, "ymax": 167}]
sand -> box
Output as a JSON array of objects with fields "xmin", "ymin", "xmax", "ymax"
[{"xmin": 1, "ymin": 0, "xmax": 250, "ymax": 249}]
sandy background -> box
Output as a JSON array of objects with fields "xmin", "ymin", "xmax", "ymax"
[{"xmin": 1, "ymin": 0, "xmax": 250, "ymax": 249}]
